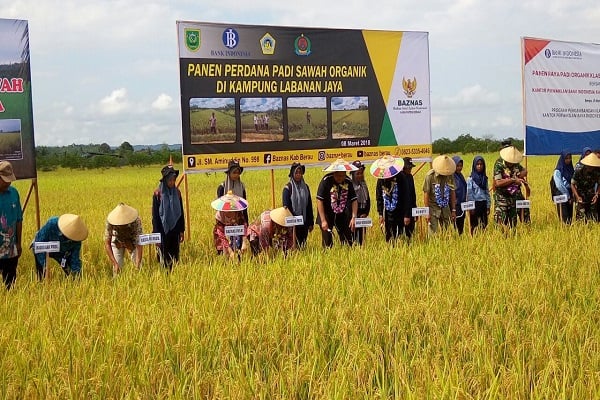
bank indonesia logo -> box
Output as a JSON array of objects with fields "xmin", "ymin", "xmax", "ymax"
[
  {"xmin": 222, "ymin": 28, "xmax": 239, "ymax": 49},
  {"xmin": 318, "ymin": 151, "xmax": 326, "ymax": 161},
  {"xmin": 545, "ymin": 49, "xmax": 552, "ymax": 58}
]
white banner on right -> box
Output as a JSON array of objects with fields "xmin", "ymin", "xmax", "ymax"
[{"xmin": 522, "ymin": 37, "xmax": 600, "ymax": 155}]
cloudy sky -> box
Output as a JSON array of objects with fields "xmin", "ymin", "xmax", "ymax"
[{"xmin": 2, "ymin": 0, "xmax": 599, "ymax": 146}]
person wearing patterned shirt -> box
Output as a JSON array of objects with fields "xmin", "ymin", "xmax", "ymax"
[
  {"xmin": 0, "ymin": 161, "xmax": 22, "ymax": 289},
  {"xmin": 423, "ymin": 155, "xmax": 456, "ymax": 234},
  {"xmin": 104, "ymin": 203, "xmax": 143, "ymax": 276},
  {"xmin": 493, "ymin": 146, "xmax": 525, "ymax": 228}
]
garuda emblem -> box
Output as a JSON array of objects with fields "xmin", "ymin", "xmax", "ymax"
[{"xmin": 402, "ymin": 77, "xmax": 417, "ymax": 98}]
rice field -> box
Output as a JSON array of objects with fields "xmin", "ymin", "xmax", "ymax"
[{"xmin": 1, "ymin": 154, "xmax": 599, "ymax": 398}]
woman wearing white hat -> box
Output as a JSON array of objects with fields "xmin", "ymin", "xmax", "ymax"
[
  {"xmin": 315, "ymin": 159, "xmax": 358, "ymax": 247},
  {"xmin": 104, "ymin": 203, "xmax": 143, "ymax": 276},
  {"xmin": 423, "ymin": 155, "xmax": 457, "ymax": 233},
  {"xmin": 492, "ymin": 145, "xmax": 526, "ymax": 227},
  {"xmin": 33, "ymin": 214, "xmax": 88, "ymax": 279}
]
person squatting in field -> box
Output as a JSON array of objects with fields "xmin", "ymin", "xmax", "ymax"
[
  {"xmin": 0, "ymin": 161, "xmax": 22, "ymax": 290},
  {"xmin": 152, "ymin": 165, "xmax": 185, "ymax": 270},
  {"xmin": 104, "ymin": 203, "xmax": 143, "ymax": 276},
  {"xmin": 33, "ymin": 214, "xmax": 88, "ymax": 279},
  {"xmin": 247, "ymin": 207, "xmax": 295, "ymax": 257}
]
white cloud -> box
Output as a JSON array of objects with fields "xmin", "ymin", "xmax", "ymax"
[
  {"xmin": 152, "ymin": 94, "xmax": 173, "ymax": 110},
  {"xmin": 439, "ymin": 85, "xmax": 500, "ymax": 108},
  {"xmin": 98, "ymin": 88, "xmax": 130, "ymax": 115}
]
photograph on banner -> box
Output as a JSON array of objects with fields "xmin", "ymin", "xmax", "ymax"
[
  {"xmin": 522, "ymin": 37, "xmax": 600, "ymax": 155},
  {"xmin": 177, "ymin": 21, "xmax": 432, "ymax": 171},
  {"xmin": 0, "ymin": 18, "xmax": 36, "ymax": 179}
]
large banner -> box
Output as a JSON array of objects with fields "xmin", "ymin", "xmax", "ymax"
[
  {"xmin": 523, "ymin": 37, "xmax": 600, "ymax": 155},
  {"xmin": 0, "ymin": 19, "xmax": 36, "ymax": 179},
  {"xmin": 177, "ymin": 21, "xmax": 431, "ymax": 171}
]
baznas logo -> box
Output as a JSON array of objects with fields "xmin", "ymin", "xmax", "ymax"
[
  {"xmin": 222, "ymin": 28, "xmax": 239, "ymax": 49},
  {"xmin": 402, "ymin": 76, "xmax": 417, "ymax": 98},
  {"xmin": 185, "ymin": 28, "xmax": 201, "ymax": 52},
  {"xmin": 294, "ymin": 34, "xmax": 311, "ymax": 56},
  {"xmin": 260, "ymin": 33, "xmax": 276, "ymax": 55}
]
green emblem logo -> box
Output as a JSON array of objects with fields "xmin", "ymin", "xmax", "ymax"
[{"xmin": 185, "ymin": 28, "xmax": 201, "ymax": 52}]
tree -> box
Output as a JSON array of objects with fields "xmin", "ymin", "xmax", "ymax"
[
  {"xmin": 119, "ymin": 141, "xmax": 134, "ymax": 153},
  {"xmin": 99, "ymin": 143, "xmax": 112, "ymax": 154}
]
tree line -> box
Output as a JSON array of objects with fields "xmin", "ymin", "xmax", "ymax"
[
  {"xmin": 35, "ymin": 142, "xmax": 182, "ymax": 171},
  {"xmin": 432, "ymin": 134, "xmax": 523, "ymax": 155},
  {"xmin": 34, "ymin": 135, "xmax": 523, "ymax": 171}
]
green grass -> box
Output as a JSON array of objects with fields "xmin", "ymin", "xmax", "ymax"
[
  {"xmin": 2, "ymin": 155, "xmax": 600, "ymax": 398},
  {"xmin": 190, "ymin": 109, "xmax": 236, "ymax": 143},
  {"xmin": 287, "ymin": 108, "xmax": 327, "ymax": 140},
  {"xmin": 0, "ymin": 131, "xmax": 22, "ymax": 155}
]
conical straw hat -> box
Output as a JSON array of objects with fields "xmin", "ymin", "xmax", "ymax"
[
  {"xmin": 432, "ymin": 155, "xmax": 456, "ymax": 176},
  {"xmin": 211, "ymin": 191, "xmax": 249, "ymax": 211},
  {"xmin": 269, "ymin": 207, "xmax": 293, "ymax": 226},
  {"xmin": 499, "ymin": 146, "xmax": 523, "ymax": 164},
  {"xmin": 107, "ymin": 203, "xmax": 139, "ymax": 225},
  {"xmin": 581, "ymin": 152, "xmax": 600, "ymax": 167},
  {"xmin": 58, "ymin": 214, "xmax": 89, "ymax": 241},
  {"xmin": 323, "ymin": 158, "xmax": 358, "ymax": 172},
  {"xmin": 369, "ymin": 155, "xmax": 403, "ymax": 179}
]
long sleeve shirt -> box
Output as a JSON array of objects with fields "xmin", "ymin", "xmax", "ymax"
[
  {"xmin": 34, "ymin": 216, "xmax": 82, "ymax": 274},
  {"xmin": 466, "ymin": 177, "xmax": 491, "ymax": 209}
]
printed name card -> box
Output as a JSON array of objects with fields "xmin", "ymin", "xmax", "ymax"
[
  {"xmin": 461, "ymin": 201, "xmax": 476, "ymax": 211},
  {"xmin": 412, "ymin": 207, "xmax": 430, "ymax": 217},
  {"xmin": 354, "ymin": 217, "xmax": 373, "ymax": 228},
  {"xmin": 553, "ymin": 194, "xmax": 568, "ymax": 204},
  {"xmin": 138, "ymin": 233, "xmax": 162, "ymax": 245},
  {"xmin": 33, "ymin": 241, "xmax": 60, "ymax": 254},
  {"xmin": 225, "ymin": 225, "xmax": 246, "ymax": 236},
  {"xmin": 284, "ymin": 216, "xmax": 304, "ymax": 226},
  {"xmin": 516, "ymin": 200, "xmax": 531, "ymax": 209}
]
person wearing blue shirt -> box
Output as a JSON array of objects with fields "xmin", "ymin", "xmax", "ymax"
[
  {"xmin": 33, "ymin": 214, "xmax": 88, "ymax": 279},
  {"xmin": 452, "ymin": 156, "xmax": 467, "ymax": 235},
  {"xmin": 551, "ymin": 152, "xmax": 574, "ymax": 224},
  {"xmin": 0, "ymin": 161, "xmax": 23, "ymax": 290},
  {"xmin": 466, "ymin": 156, "xmax": 491, "ymax": 235}
]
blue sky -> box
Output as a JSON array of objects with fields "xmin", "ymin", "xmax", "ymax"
[{"xmin": 1, "ymin": 0, "xmax": 599, "ymax": 146}]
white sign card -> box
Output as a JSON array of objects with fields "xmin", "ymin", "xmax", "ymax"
[
  {"xmin": 33, "ymin": 241, "xmax": 60, "ymax": 254},
  {"xmin": 284, "ymin": 216, "xmax": 304, "ymax": 226},
  {"xmin": 354, "ymin": 217, "xmax": 373, "ymax": 228},
  {"xmin": 516, "ymin": 200, "xmax": 531, "ymax": 209},
  {"xmin": 461, "ymin": 201, "xmax": 476, "ymax": 211},
  {"xmin": 138, "ymin": 233, "xmax": 162, "ymax": 245},
  {"xmin": 553, "ymin": 194, "xmax": 568, "ymax": 204},
  {"xmin": 412, "ymin": 207, "xmax": 430, "ymax": 217},
  {"xmin": 225, "ymin": 225, "xmax": 246, "ymax": 236}
]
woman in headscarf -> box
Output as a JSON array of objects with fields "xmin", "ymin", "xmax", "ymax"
[
  {"xmin": 152, "ymin": 165, "xmax": 185, "ymax": 270},
  {"xmin": 576, "ymin": 147, "xmax": 592, "ymax": 168},
  {"xmin": 350, "ymin": 161, "xmax": 370, "ymax": 245},
  {"xmin": 217, "ymin": 160, "xmax": 248, "ymax": 222},
  {"xmin": 282, "ymin": 162, "xmax": 313, "ymax": 247},
  {"xmin": 466, "ymin": 156, "xmax": 491, "ymax": 234},
  {"xmin": 373, "ymin": 156, "xmax": 410, "ymax": 242},
  {"xmin": 452, "ymin": 156, "xmax": 467, "ymax": 235},
  {"xmin": 551, "ymin": 151, "xmax": 575, "ymax": 224}
]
